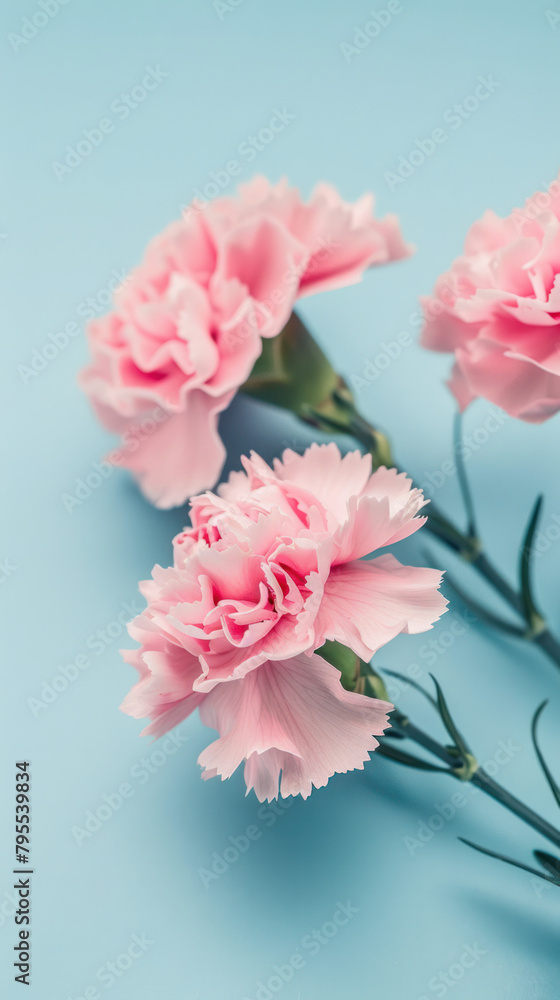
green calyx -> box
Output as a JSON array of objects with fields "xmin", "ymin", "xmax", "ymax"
[
  {"xmin": 317, "ymin": 640, "xmax": 391, "ymax": 702},
  {"xmin": 241, "ymin": 311, "xmax": 393, "ymax": 470},
  {"xmin": 318, "ymin": 640, "xmax": 361, "ymax": 692},
  {"xmin": 446, "ymin": 747, "xmax": 479, "ymax": 782},
  {"xmin": 241, "ymin": 311, "xmax": 342, "ymax": 415}
]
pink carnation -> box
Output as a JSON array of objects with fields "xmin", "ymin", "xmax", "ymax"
[
  {"xmin": 121, "ymin": 443, "xmax": 447, "ymax": 800},
  {"xmin": 80, "ymin": 177, "xmax": 411, "ymax": 508},
  {"xmin": 421, "ymin": 178, "xmax": 560, "ymax": 421}
]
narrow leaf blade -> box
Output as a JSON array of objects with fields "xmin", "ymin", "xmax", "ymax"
[
  {"xmin": 377, "ymin": 741, "xmax": 450, "ymax": 773},
  {"xmin": 459, "ymin": 838, "xmax": 560, "ymax": 886},
  {"xmin": 519, "ymin": 495, "xmax": 544, "ymax": 625},
  {"xmin": 443, "ymin": 574, "xmax": 525, "ymax": 637},
  {"xmin": 534, "ymin": 850, "xmax": 560, "ymax": 878},
  {"xmin": 430, "ymin": 675, "xmax": 471, "ymax": 759},
  {"xmin": 453, "ymin": 412, "xmax": 477, "ymax": 537},
  {"xmin": 382, "ymin": 668, "xmax": 439, "ymax": 710},
  {"xmin": 531, "ymin": 700, "xmax": 560, "ymax": 809}
]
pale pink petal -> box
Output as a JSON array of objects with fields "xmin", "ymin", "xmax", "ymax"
[
  {"xmin": 296, "ymin": 185, "xmax": 412, "ymax": 297},
  {"xmin": 455, "ymin": 339, "xmax": 560, "ymax": 422},
  {"xmin": 82, "ymin": 178, "xmax": 410, "ymax": 505},
  {"xmin": 120, "ymin": 639, "xmax": 204, "ymax": 738},
  {"xmin": 315, "ymin": 556, "xmax": 448, "ymax": 661},
  {"xmin": 334, "ymin": 468, "xmax": 428, "ymax": 563},
  {"xmin": 447, "ymin": 361, "xmax": 477, "ymax": 412},
  {"xmin": 113, "ymin": 391, "xmax": 232, "ymax": 508},
  {"xmin": 198, "ymin": 653, "xmax": 392, "ymax": 800},
  {"xmin": 274, "ymin": 442, "xmax": 373, "ymax": 524},
  {"xmin": 422, "ymin": 183, "xmax": 560, "ymax": 421},
  {"xmin": 212, "ymin": 215, "xmax": 308, "ymax": 338},
  {"xmin": 121, "ymin": 434, "xmax": 445, "ymax": 799},
  {"xmin": 420, "ymin": 298, "xmax": 477, "ymax": 353}
]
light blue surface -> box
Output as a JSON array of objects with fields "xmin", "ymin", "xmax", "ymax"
[{"xmin": 2, "ymin": 1, "xmax": 560, "ymax": 997}]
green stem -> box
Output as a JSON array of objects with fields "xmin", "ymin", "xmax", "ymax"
[
  {"xmin": 468, "ymin": 551, "xmax": 522, "ymax": 613},
  {"xmin": 243, "ymin": 310, "xmax": 560, "ymax": 672},
  {"xmin": 470, "ymin": 769, "xmax": 560, "ymax": 850},
  {"xmin": 425, "ymin": 511, "xmax": 560, "ymax": 670},
  {"xmin": 347, "ymin": 404, "xmax": 560, "ymax": 672},
  {"xmin": 392, "ymin": 717, "xmax": 457, "ymax": 767},
  {"xmin": 534, "ymin": 628, "xmax": 560, "ymax": 668},
  {"xmin": 391, "ymin": 717, "xmax": 560, "ymax": 850}
]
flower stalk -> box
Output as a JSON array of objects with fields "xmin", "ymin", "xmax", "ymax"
[
  {"xmin": 343, "ymin": 402, "xmax": 560, "ymax": 671},
  {"xmin": 244, "ymin": 311, "xmax": 560, "ymax": 674},
  {"xmin": 320, "ymin": 643, "xmax": 560, "ymax": 867},
  {"xmin": 389, "ymin": 715, "xmax": 560, "ymax": 851}
]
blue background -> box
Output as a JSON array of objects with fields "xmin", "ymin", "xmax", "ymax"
[{"xmin": 2, "ymin": 0, "xmax": 560, "ymax": 997}]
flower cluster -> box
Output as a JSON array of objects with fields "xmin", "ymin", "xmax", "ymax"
[
  {"xmin": 121, "ymin": 444, "xmax": 446, "ymax": 800},
  {"xmin": 422, "ymin": 180, "xmax": 560, "ymax": 422},
  {"xmin": 76, "ymin": 164, "xmax": 560, "ymax": 892},
  {"xmin": 80, "ymin": 177, "xmax": 410, "ymax": 508}
]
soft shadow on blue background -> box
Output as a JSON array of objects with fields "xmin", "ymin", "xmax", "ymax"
[{"xmin": 1, "ymin": 1, "xmax": 560, "ymax": 997}]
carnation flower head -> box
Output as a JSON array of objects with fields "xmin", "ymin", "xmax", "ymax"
[
  {"xmin": 121, "ymin": 443, "xmax": 447, "ymax": 800},
  {"xmin": 80, "ymin": 176, "xmax": 411, "ymax": 508},
  {"xmin": 421, "ymin": 175, "xmax": 560, "ymax": 422}
]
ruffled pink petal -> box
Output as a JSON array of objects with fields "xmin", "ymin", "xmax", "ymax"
[
  {"xmin": 296, "ymin": 185, "xmax": 412, "ymax": 297},
  {"xmin": 83, "ymin": 178, "xmax": 412, "ymax": 504},
  {"xmin": 421, "ymin": 190, "xmax": 560, "ymax": 422},
  {"xmin": 217, "ymin": 468, "xmax": 251, "ymax": 502},
  {"xmin": 212, "ymin": 214, "xmax": 307, "ymax": 338},
  {"xmin": 144, "ymin": 216, "xmax": 217, "ymax": 284},
  {"xmin": 197, "ymin": 653, "xmax": 392, "ymax": 800},
  {"xmin": 447, "ymin": 361, "xmax": 477, "ymax": 412},
  {"xmin": 113, "ymin": 391, "xmax": 232, "ymax": 508},
  {"xmin": 120, "ymin": 639, "xmax": 204, "ymax": 739},
  {"xmin": 315, "ymin": 555, "xmax": 448, "ymax": 661},
  {"xmin": 483, "ymin": 315, "xmax": 560, "ymax": 374},
  {"xmin": 463, "ymin": 209, "xmax": 515, "ymax": 255},
  {"xmin": 273, "ymin": 443, "xmax": 373, "ymax": 526},
  {"xmin": 334, "ymin": 467, "xmax": 428, "ymax": 563},
  {"xmin": 420, "ymin": 298, "xmax": 478, "ymax": 353},
  {"xmin": 453, "ymin": 339, "xmax": 560, "ymax": 422}
]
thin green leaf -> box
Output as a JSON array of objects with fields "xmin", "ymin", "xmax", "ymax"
[
  {"xmin": 423, "ymin": 513, "xmax": 464, "ymax": 554},
  {"xmin": 459, "ymin": 838, "xmax": 560, "ymax": 886},
  {"xmin": 382, "ymin": 669, "xmax": 439, "ymax": 710},
  {"xmin": 377, "ymin": 741, "xmax": 450, "ymax": 773},
  {"xmin": 453, "ymin": 413, "xmax": 477, "ymax": 538},
  {"xmin": 531, "ymin": 700, "xmax": 560, "ymax": 809},
  {"xmin": 442, "ymin": 573, "xmax": 525, "ymax": 637},
  {"xmin": 430, "ymin": 675, "xmax": 471, "ymax": 760},
  {"xmin": 534, "ymin": 850, "xmax": 560, "ymax": 879},
  {"xmin": 519, "ymin": 495, "xmax": 544, "ymax": 626}
]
